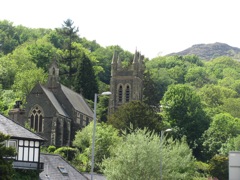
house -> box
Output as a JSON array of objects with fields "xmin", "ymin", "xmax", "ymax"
[
  {"xmin": 9, "ymin": 60, "xmax": 94, "ymax": 147},
  {"xmin": 0, "ymin": 113, "xmax": 45, "ymax": 171},
  {"xmin": 39, "ymin": 153, "xmax": 87, "ymax": 180}
]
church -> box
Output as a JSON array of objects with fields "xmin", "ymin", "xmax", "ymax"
[
  {"xmin": 9, "ymin": 60, "xmax": 93, "ymax": 147},
  {"xmin": 9, "ymin": 50, "xmax": 145, "ymax": 147}
]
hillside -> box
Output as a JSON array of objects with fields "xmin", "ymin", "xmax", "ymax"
[{"xmin": 167, "ymin": 42, "xmax": 240, "ymax": 60}]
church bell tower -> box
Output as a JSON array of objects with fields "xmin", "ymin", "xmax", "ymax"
[{"xmin": 109, "ymin": 50, "xmax": 145, "ymax": 113}]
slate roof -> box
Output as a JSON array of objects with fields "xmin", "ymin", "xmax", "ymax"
[
  {"xmin": 0, "ymin": 114, "xmax": 44, "ymax": 141},
  {"xmin": 40, "ymin": 85, "xmax": 69, "ymax": 118},
  {"xmin": 60, "ymin": 84, "xmax": 93, "ymax": 117},
  {"xmin": 39, "ymin": 154, "xmax": 88, "ymax": 180}
]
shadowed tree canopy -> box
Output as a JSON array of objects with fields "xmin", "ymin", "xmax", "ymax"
[
  {"xmin": 161, "ymin": 84, "xmax": 210, "ymax": 159},
  {"xmin": 0, "ymin": 132, "xmax": 16, "ymax": 179},
  {"xmin": 74, "ymin": 51, "xmax": 98, "ymax": 101},
  {"xmin": 107, "ymin": 101, "xmax": 162, "ymax": 133}
]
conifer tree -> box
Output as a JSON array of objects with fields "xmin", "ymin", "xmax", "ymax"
[
  {"xmin": 74, "ymin": 52, "xmax": 98, "ymax": 101},
  {"xmin": 56, "ymin": 19, "xmax": 79, "ymax": 80}
]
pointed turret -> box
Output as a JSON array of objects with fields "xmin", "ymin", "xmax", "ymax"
[
  {"xmin": 133, "ymin": 50, "xmax": 139, "ymax": 75},
  {"xmin": 111, "ymin": 51, "xmax": 118, "ymax": 76},
  {"xmin": 117, "ymin": 55, "xmax": 122, "ymax": 70}
]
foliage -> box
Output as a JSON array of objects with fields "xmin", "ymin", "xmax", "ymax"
[
  {"xmin": 53, "ymin": 146, "xmax": 78, "ymax": 161},
  {"xmin": 202, "ymin": 113, "xmax": 240, "ymax": 159},
  {"xmin": 73, "ymin": 122, "xmax": 121, "ymax": 172},
  {"xmin": 13, "ymin": 169, "xmax": 39, "ymax": 180},
  {"xmin": 208, "ymin": 154, "xmax": 228, "ymax": 180},
  {"xmin": 74, "ymin": 51, "xmax": 99, "ymax": 101},
  {"xmin": 143, "ymin": 70, "xmax": 161, "ymax": 108},
  {"xmin": 102, "ymin": 128, "xmax": 200, "ymax": 180},
  {"xmin": 56, "ymin": 19, "xmax": 80, "ymax": 80},
  {"xmin": 107, "ymin": 101, "xmax": 162, "ymax": 133},
  {"xmin": 12, "ymin": 68, "xmax": 47, "ymax": 101},
  {"xmin": 161, "ymin": 84, "xmax": 210, "ymax": 158},
  {"xmin": 97, "ymin": 95, "xmax": 110, "ymax": 123},
  {"xmin": 0, "ymin": 132, "xmax": 16, "ymax": 180}
]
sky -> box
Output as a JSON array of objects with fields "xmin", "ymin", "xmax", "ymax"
[{"xmin": 1, "ymin": 0, "xmax": 240, "ymax": 59}]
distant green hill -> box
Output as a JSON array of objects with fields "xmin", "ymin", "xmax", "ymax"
[{"xmin": 167, "ymin": 42, "xmax": 240, "ymax": 60}]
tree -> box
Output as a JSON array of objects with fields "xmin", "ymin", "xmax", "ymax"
[
  {"xmin": 0, "ymin": 132, "xmax": 16, "ymax": 179},
  {"xmin": 202, "ymin": 113, "xmax": 240, "ymax": 159},
  {"xmin": 208, "ymin": 154, "xmax": 228, "ymax": 180},
  {"xmin": 74, "ymin": 51, "xmax": 99, "ymax": 101},
  {"xmin": 107, "ymin": 101, "xmax": 162, "ymax": 133},
  {"xmin": 72, "ymin": 122, "xmax": 121, "ymax": 172},
  {"xmin": 143, "ymin": 71, "xmax": 161, "ymax": 108},
  {"xmin": 56, "ymin": 19, "xmax": 80, "ymax": 80},
  {"xmin": 12, "ymin": 68, "xmax": 47, "ymax": 101},
  {"xmin": 102, "ymin": 128, "xmax": 199, "ymax": 180},
  {"xmin": 161, "ymin": 84, "xmax": 210, "ymax": 158}
]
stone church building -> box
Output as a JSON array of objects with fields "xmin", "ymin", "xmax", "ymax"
[
  {"xmin": 9, "ymin": 50, "xmax": 144, "ymax": 147},
  {"xmin": 9, "ymin": 60, "xmax": 93, "ymax": 147},
  {"xmin": 109, "ymin": 50, "xmax": 145, "ymax": 113}
]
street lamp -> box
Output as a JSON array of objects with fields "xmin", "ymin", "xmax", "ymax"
[
  {"xmin": 160, "ymin": 128, "xmax": 172, "ymax": 180},
  {"xmin": 91, "ymin": 91, "xmax": 112, "ymax": 180}
]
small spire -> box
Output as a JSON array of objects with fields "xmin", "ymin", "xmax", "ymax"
[
  {"xmin": 117, "ymin": 55, "xmax": 122, "ymax": 70},
  {"xmin": 111, "ymin": 51, "xmax": 118, "ymax": 64},
  {"xmin": 133, "ymin": 50, "xmax": 138, "ymax": 64}
]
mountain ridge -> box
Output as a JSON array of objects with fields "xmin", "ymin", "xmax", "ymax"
[{"xmin": 167, "ymin": 42, "xmax": 240, "ymax": 60}]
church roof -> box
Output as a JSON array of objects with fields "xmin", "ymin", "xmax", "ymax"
[
  {"xmin": 41, "ymin": 85, "xmax": 69, "ymax": 118},
  {"xmin": 60, "ymin": 84, "xmax": 93, "ymax": 118},
  {"xmin": 0, "ymin": 114, "xmax": 44, "ymax": 141}
]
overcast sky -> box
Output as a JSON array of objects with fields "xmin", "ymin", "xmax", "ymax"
[{"xmin": 1, "ymin": 0, "xmax": 240, "ymax": 59}]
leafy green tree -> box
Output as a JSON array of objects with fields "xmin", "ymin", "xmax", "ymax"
[
  {"xmin": 107, "ymin": 101, "xmax": 162, "ymax": 133},
  {"xmin": 53, "ymin": 147, "xmax": 78, "ymax": 161},
  {"xmin": 12, "ymin": 68, "xmax": 47, "ymax": 101},
  {"xmin": 198, "ymin": 84, "xmax": 237, "ymax": 108},
  {"xmin": 97, "ymin": 95, "xmax": 110, "ymax": 123},
  {"xmin": 27, "ymin": 37, "xmax": 57, "ymax": 71},
  {"xmin": 73, "ymin": 122, "xmax": 121, "ymax": 172},
  {"xmin": 0, "ymin": 132, "xmax": 16, "ymax": 180},
  {"xmin": 161, "ymin": 84, "xmax": 210, "ymax": 158},
  {"xmin": 74, "ymin": 51, "xmax": 98, "ymax": 101},
  {"xmin": 102, "ymin": 128, "xmax": 199, "ymax": 180},
  {"xmin": 185, "ymin": 66, "xmax": 211, "ymax": 88},
  {"xmin": 143, "ymin": 71, "xmax": 161, "ymax": 108},
  {"xmin": 202, "ymin": 113, "xmax": 240, "ymax": 159},
  {"xmin": 208, "ymin": 154, "xmax": 228, "ymax": 180}
]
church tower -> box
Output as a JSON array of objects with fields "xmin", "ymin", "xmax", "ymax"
[{"xmin": 109, "ymin": 50, "xmax": 145, "ymax": 113}]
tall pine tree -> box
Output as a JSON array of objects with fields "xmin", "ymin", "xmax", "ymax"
[
  {"xmin": 56, "ymin": 19, "xmax": 79, "ymax": 80},
  {"xmin": 74, "ymin": 52, "xmax": 98, "ymax": 101}
]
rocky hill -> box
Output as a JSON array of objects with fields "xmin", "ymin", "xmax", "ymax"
[{"xmin": 167, "ymin": 42, "xmax": 240, "ymax": 60}]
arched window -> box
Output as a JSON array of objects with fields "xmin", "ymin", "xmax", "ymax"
[
  {"xmin": 126, "ymin": 85, "xmax": 130, "ymax": 102},
  {"xmin": 30, "ymin": 106, "xmax": 43, "ymax": 132},
  {"xmin": 118, "ymin": 85, "xmax": 123, "ymax": 103}
]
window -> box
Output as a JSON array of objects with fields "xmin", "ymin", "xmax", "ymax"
[
  {"xmin": 118, "ymin": 85, "xmax": 123, "ymax": 103},
  {"xmin": 30, "ymin": 106, "xmax": 44, "ymax": 132},
  {"xmin": 126, "ymin": 85, "xmax": 130, "ymax": 102}
]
